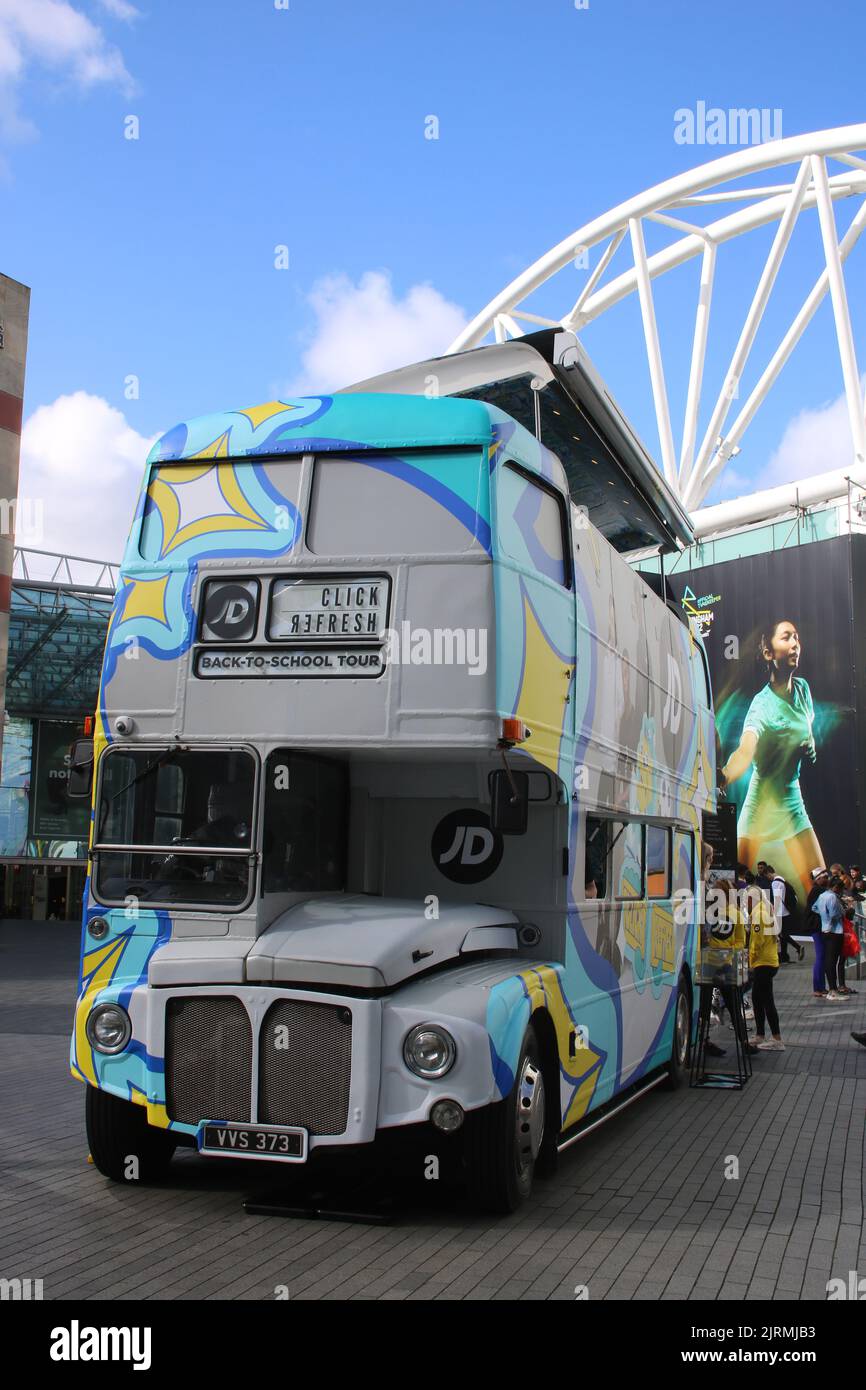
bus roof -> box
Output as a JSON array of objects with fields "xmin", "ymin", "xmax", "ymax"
[
  {"xmin": 342, "ymin": 329, "xmax": 695, "ymax": 554},
  {"xmin": 147, "ymin": 393, "xmax": 546, "ymax": 469}
]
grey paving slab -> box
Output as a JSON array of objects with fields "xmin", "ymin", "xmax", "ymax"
[{"xmin": 1, "ymin": 921, "xmax": 865, "ymax": 1301}]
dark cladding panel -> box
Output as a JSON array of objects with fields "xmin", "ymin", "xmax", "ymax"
[{"xmin": 849, "ymin": 534, "xmax": 866, "ymax": 867}]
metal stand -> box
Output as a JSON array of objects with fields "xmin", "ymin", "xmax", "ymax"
[
  {"xmin": 245, "ymin": 1178, "xmax": 397, "ymax": 1225},
  {"xmin": 690, "ymin": 952, "xmax": 752, "ymax": 1090}
]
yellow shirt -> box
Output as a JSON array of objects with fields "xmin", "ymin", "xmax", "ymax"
[
  {"xmin": 708, "ymin": 904, "xmax": 747, "ymax": 951},
  {"xmin": 749, "ymin": 897, "xmax": 779, "ymax": 968}
]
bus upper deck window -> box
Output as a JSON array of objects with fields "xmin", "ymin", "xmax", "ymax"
[
  {"xmin": 306, "ymin": 451, "xmax": 485, "ymax": 556},
  {"xmin": 498, "ymin": 464, "xmax": 570, "ymax": 589},
  {"xmin": 139, "ymin": 458, "xmax": 302, "ymax": 562}
]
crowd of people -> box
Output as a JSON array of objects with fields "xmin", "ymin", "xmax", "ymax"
[{"xmin": 703, "ymin": 852, "xmax": 866, "ymax": 1060}]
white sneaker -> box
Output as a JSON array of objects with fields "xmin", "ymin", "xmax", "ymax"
[
  {"xmin": 757, "ymin": 1039, "xmax": 785, "ymax": 1050},
  {"xmin": 826, "ymin": 991, "xmax": 847, "ymax": 1001}
]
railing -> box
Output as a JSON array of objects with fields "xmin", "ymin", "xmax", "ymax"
[{"xmin": 12, "ymin": 547, "xmax": 119, "ymax": 593}]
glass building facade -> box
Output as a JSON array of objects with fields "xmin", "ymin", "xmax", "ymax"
[{"xmin": 0, "ymin": 555, "xmax": 115, "ymax": 919}]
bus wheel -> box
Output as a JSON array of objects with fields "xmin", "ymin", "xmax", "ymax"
[
  {"xmin": 86, "ymin": 1086, "xmax": 177, "ymax": 1184},
  {"xmin": 465, "ymin": 1025, "xmax": 546, "ymax": 1213},
  {"xmin": 662, "ymin": 974, "xmax": 692, "ymax": 1090}
]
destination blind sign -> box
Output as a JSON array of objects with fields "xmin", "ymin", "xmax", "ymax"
[
  {"xmin": 195, "ymin": 574, "xmax": 390, "ymax": 679},
  {"xmin": 196, "ymin": 646, "xmax": 384, "ymax": 678},
  {"xmin": 268, "ymin": 576, "xmax": 389, "ymax": 641}
]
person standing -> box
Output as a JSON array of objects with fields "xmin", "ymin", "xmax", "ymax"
[
  {"xmin": 816, "ymin": 875, "xmax": 846, "ymax": 1000},
  {"xmin": 838, "ymin": 893, "xmax": 859, "ymax": 996},
  {"xmin": 748, "ymin": 887, "xmax": 784, "ymax": 1049},
  {"xmin": 710, "ymin": 878, "xmax": 758, "ymax": 1056},
  {"xmin": 768, "ymin": 864, "xmax": 805, "ymax": 963},
  {"xmin": 740, "ymin": 868, "xmax": 756, "ymax": 1015},
  {"xmin": 807, "ymin": 867, "xmax": 829, "ymax": 997}
]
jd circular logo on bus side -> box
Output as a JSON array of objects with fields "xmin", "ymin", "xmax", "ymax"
[
  {"xmin": 204, "ymin": 583, "xmax": 256, "ymax": 641},
  {"xmin": 431, "ymin": 810, "xmax": 503, "ymax": 884}
]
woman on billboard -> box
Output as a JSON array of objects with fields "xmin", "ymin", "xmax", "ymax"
[{"xmin": 721, "ymin": 619, "xmax": 824, "ymax": 898}]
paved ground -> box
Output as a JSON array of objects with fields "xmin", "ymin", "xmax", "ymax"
[{"xmin": 1, "ymin": 921, "xmax": 865, "ymax": 1301}]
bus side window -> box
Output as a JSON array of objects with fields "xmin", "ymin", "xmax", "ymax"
[
  {"xmin": 646, "ymin": 825, "xmax": 670, "ymax": 899},
  {"xmin": 262, "ymin": 751, "xmax": 347, "ymax": 893},
  {"xmin": 584, "ymin": 817, "xmax": 609, "ymax": 899},
  {"xmin": 613, "ymin": 821, "xmax": 644, "ymax": 901},
  {"xmin": 673, "ymin": 829, "xmax": 694, "ymax": 893},
  {"xmin": 498, "ymin": 464, "xmax": 572, "ymax": 589}
]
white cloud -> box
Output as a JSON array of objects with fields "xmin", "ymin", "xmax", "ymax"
[
  {"xmin": 719, "ymin": 380, "xmax": 865, "ymax": 500},
  {"xmin": 18, "ymin": 391, "xmax": 155, "ymax": 560},
  {"xmin": 0, "ymin": 0, "xmax": 134, "ymax": 149},
  {"xmin": 763, "ymin": 387, "xmax": 860, "ymax": 486},
  {"xmin": 97, "ymin": 0, "xmax": 140, "ymax": 19},
  {"xmin": 286, "ymin": 270, "xmax": 466, "ymax": 395}
]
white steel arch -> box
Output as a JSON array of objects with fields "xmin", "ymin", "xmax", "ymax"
[{"xmin": 446, "ymin": 124, "xmax": 866, "ymax": 515}]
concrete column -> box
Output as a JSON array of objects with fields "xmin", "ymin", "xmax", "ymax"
[{"xmin": 0, "ymin": 275, "xmax": 31, "ymax": 776}]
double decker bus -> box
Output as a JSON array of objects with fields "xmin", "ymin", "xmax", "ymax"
[{"xmin": 71, "ymin": 329, "xmax": 715, "ymax": 1211}]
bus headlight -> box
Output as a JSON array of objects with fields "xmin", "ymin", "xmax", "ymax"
[
  {"xmin": 86, "ymin": 1003, "xmax": 132, "ymax": 1055},
  {"xmin": 403, "ymin": 1024, "xmax": 456, "ymax": 1079}
]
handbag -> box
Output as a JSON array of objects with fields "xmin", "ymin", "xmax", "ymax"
[{"xmin": 842, "ymin": 919, "xmax": 860, "ymax": 960}]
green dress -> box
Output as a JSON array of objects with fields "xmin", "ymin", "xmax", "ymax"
[{"xmin": 736, "ymin": 677, "xmax": 815, "ymax": 841}]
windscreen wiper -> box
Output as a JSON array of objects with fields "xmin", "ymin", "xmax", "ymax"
[{"xmin": 97, "ymin": 748, "xmax": 183, "ymax": 840}]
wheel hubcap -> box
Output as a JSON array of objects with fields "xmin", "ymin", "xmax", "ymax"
[
  {"xmin": 675, "ymin": 993, "xmax": 689, "ymax": 1065},
  {"xmin": 515, "ymin": 1057, "xmax": 545, "ymax": 1174}
]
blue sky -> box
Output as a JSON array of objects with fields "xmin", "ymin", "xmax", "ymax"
[{"xmin": 3, "ymin": 0, "xmax": 866, "ymax": 556}]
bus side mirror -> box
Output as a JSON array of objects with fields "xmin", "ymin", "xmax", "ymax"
[
  {"xmin": 491, "ymin": 769, "xmax": 528, "ymax": 835},
  {"xmin": 67, "ymin": 738, "xmax": 94, "ymax": 799}
]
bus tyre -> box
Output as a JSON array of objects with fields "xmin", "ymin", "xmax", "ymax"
[
  {"xmin": 663, "ymin": 974, "xmax": 692, "ymax": 1090},
  {"xmin": 464, "ymin": 1024, "xmax": 546, "ymax": 1213},
  {"xmin": 86, "ymin": 1086, "xmax": 177, "ymax": 1184}
]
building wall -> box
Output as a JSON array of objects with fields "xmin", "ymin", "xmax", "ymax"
[{"xmin": 0, "ymin": 275, "xmax": 31, "ymax": 776}]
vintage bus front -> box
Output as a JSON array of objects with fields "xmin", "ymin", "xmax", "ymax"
[{"xmin": 72, "ymin": 393, "xmax": 581, "ymax": 1208}]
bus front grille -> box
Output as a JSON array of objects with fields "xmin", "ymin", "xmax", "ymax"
[
  {"xmin": 165, "ymin": 996, "xmax": 253, "ymax": 1126},
  {"xmin": 258, "ymin": 999, "xmax": 353, "ymax": 1135}
]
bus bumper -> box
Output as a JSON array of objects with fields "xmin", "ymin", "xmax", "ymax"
[{"xmin": 72, "ymin": 978, "xmax": 505, "ymax": 1157}]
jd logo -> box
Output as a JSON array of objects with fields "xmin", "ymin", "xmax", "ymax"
[
  {"xmin": 431, "ymin": 810, "xmax": 503, "ymax": 884},
  {"xmin": 204, "ymin": 582, "xmax": 257, "ymax": 641},
  {"xmin": 663, "ymin": 653, "xmax": 682, "ymax": 734}
]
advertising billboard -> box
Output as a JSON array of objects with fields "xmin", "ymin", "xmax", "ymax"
[
  {"xmin": 668, "ymin": 535, "xmax": 862, "ymax": 905},
  {"xmin": 29, "ymin": 720, "xmax": 91, "ymax": 845}
]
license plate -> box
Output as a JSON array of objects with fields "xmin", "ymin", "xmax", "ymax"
[{"xmin": 199, "ymin": 1122, "xmax": 308, "ymax": 1162}]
